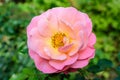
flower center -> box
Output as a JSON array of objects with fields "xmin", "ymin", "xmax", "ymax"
[{"xmin": 51, "ymin": 32, "xmax": 66, "ymax": 48}]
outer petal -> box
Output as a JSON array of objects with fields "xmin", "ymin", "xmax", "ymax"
[
  {"xmin": 72, "ymin": 13, "xmax": 92, "ymax": 37},
  {"xmin": 37, "ymin": 10, "xmax": 59, "ymax": 37},
  {"xmin": 88, "ymin": 50, "xmax": 95, "ymax": 59},
  {"xmin": 88, "ymin": 33, "xmax": 96, "ymax": 47},
  {"xmin": 71, "ymin": 59, "xmax": 89, "ymax": 68},
  {"xmin": 28, "ymin": 27, "xmax": 50, "ymax": 59},
  {"xmin": 49, "ymin": 54, "xmax": 78, "ymax": 70},
  {"xmin": 51, "ymin": 7, "xmax": 78, "ymax": 24},
  {"xmin": 84, "ymin": 14, "xmax": 92, "ymax": 37},
  {"xmin": 27, "ymin": 16, "xmax": 40, "ymax": 36},
  {"xmin": 29, "ymin": 50, "xmax": 58, "ymax": 73},
  {"xmin": 37, "ymin": 19, "xmax": 53, "ymax": 37},
  {"xmin": 51, "ymin": 7, "xmax": 91, "ymax": 29},
  {"xmin": 78, "ymin": 47, "xmax": 95, "ymax": 60}
]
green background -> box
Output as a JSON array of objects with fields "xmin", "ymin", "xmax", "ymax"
[{"xmin": 0, "ymin": 0, "xmax": 120, "ymax": 80}]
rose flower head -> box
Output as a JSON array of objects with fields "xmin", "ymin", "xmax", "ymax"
[{"xmin": 27, "ymin": 7, "xmax": 96, "ymax": 73}]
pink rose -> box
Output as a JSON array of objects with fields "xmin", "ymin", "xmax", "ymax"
[{"xmin": 27, "ymin": 7, "xmax": 96, "ymax": 73}]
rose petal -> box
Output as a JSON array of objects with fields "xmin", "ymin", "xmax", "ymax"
[
  {"xmin": 68, "ymin": 40, "xmax": 82, "ymax": 56},
  {"xmin": 71, "ymin": 59, "xmax": 89, "ymax": 68},
  {"xmin": 73, "ymin": 21, "xmax": 84, "ymax": 34},
  {"xmin": 44, "ymin": 47, "xmax": 67, "ymax": 60},
  {"xmin": 49, "ymin": 54, "xmax": 78, "ymax": 70},
  {"xmin": 77, "ymin": 30, "xmax": 88, "ymax": 50},
  {"xmin": 37, "ymin": 11, "xmax": 59, "ymax": 37},
  {"xmin": 89, "ymin": 50, "xmax": 95, "ymax": 59},
  {"xmin": 78, "ymin": 47, "xmax": 95, "ymax": 60},
  {"xmin": 27, "ymin": 16, "xmax": 40, "ymax": 34},
  {"xmin": 88, "ymin": 33, "xmax": 96, "ymax": 47},
  {"xmin": 58, "ymin": 43, "xmax": 73, "ymax": 53},
  {"xmin": 29, "ymin": 50, "xmax": 57, "ymax": 73},
  {"xmin": 83, "ymin": 14, "xmax": 92, "ymax": 37},
  {"xmin": 37, "ymin": 19, "xmax": 53, "ymax": 37},
  {"xmin": 51, "ymin": 7, "xmax": 77, "ymax": 22},
  {"xmin": 58, "ymin": 19, "xmax": 75, "ymax": 39},
  {"xmin": 28, "ymin": 27, "xmax": 50, "ymax": 59}
]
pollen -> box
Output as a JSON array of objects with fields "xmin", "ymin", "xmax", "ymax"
[{"xmin": 51, "ymin": 32, "xmax": 66, "ymax": 48}]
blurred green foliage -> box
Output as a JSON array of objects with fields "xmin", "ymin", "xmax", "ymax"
[{"xmin": 0, "ymin": 0, "xmax": 120, "ymax": 80}]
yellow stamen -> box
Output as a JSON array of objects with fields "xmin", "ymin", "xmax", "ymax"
[{"xmin": 51, "ymin": 32, "xmax": 66, "ymax": 48}]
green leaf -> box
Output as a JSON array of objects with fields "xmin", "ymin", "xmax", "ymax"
[
  {"xmin": 28, "ymin": 76, "xmax": 38, "ymax": 80},
  {"xmin": 97, "ymin": 59, "xmax": 113, "ymax": 70},
  {"xmin": 48, "ymin": 74, "xmax": 61, "ymax": 80},
  {"xmin": 22, "ymin": 68, "xmax": 35, "ymax": 75},
  {"xmin": 116, "ymin": 66, "xmax": 120, "ymax": 75},
  {"xmin": 93, "ymin": 77, "xmax": 101, "ymax": 80},
  {"xmin": 10, "ymin": 73, "xmax": 27, "ymax": 80},
  {"xmin": 114, "ymin": 76, "xmax": 120, "ymax": 80},
  {"xmin": 118, "ymin": 52, "xmax": 120, "ymax": 62},
  {"xmin": 87, "ymin": 65, "xmax": 101, "ymax": 73},
  {"xmin": 75, "ymin": 74, "xmax": 85, "ymax": 80}
]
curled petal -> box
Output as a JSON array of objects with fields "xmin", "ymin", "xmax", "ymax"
[
  {"xmin": 68, "ymin": 39, "xmax": 83, "ymax": 56},
  {"xmin": 58, "ymin": 43, "xmax": 73, "ymax": 53}
]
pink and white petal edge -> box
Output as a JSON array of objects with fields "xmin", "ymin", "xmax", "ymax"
[
  {"xmin": 70, "ymin": 59, "xmax": 89, "ymax": 68},
  {"xmin": 49, "ymin": 54, "xmax": 78, "ymax": 70}
]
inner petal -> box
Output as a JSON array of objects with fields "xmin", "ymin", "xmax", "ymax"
[
  {"xmin": 58, "ymin": 19, "xmax": 75, "ymax": 39},
  {"xmin": 44, "ymin": 46, "xmax": 67, "ymax": 60}
]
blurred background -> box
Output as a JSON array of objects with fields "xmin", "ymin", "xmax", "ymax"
[{"xmin": 0, "ymin": 0, "xmax": 120, "ymax": 80}]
